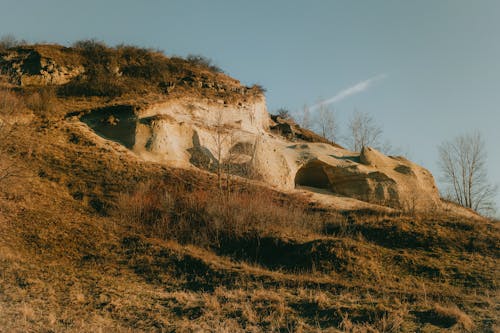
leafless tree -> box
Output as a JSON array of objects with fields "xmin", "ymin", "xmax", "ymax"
[
  {"xmin": 438, "ymin": 131, "xmax": 498, "ymax": 215},
  {"xmin": 316, "ymin": 104, "xmax": 337, "ymax": 142},
  {"xmin": 0, "ymin": 34, "xmax": 26, "ymax": 50},
  {"xmin": 346, "ymin": 110, "xmax": 383, "ymax": 152},
  {"xmin": 300, "ymin": 105, "xmax": 311, "ymax": 130},
  {"xmin": 211, "ymin": 110, "xmax": 232, "ymax": 190}
]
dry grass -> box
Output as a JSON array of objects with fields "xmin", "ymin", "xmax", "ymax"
[
  {"xmin": 23, "ymin": 87, "xmax": 57, "ymax": 116},
  {"xmin": 0, "ymin": 89, "xmax": 26, "ymax": 117},
  {"xmin": 0, "ymin": 48, "xmax": 498, "ymax": 331},
  {"xmin": 116, "ymin": 181, "xmax": 326, "ymax": 249},
  {"xmin": 432, "ymin": 303, "xmax": 475, "ymax": 332}
]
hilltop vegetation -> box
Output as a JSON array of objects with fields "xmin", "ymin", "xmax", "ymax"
[
  {"xmin": 0, "ymin": 39, "xmax": 264, "ymax": 101},
  {"xmin": 0, "ymin": 43, "xmax": 498, "ymax": 332}
]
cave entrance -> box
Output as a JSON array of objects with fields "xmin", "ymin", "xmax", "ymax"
[
  {"xmin": 294, "ymin": 161, "xmax": 330, "ymax": 189},
  {"xmin": 80, "ymin": 105, "xmax": 137, "ymax": 149}
]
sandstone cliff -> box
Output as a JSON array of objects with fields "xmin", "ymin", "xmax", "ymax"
[
  {"xmin": 0, "ymin": 43, "xmax": 441, "ymax": 211},
  {"xmin": 72, "ymin": 97, "xmax": 440, "ymax": 210}
]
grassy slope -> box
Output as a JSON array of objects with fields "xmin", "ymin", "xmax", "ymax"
[
  {"xmin": 0, "ymin": 43, "xmax": 498, "ymax": 331},
  {"xmin": 0, "ymin": 96, "xmax": 497, "ymax": 333}
]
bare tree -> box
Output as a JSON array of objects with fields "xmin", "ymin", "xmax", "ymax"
[
  {"xmin": 300, "ymin": 105, "xmax": 311, "ymax": 130},
  {"xmin": 211, "ymin": 110, "xmax": 232, "ymax": 190},
  {"xmin": 346, "ymin": 110, "xmax": 383, "ymax": 152},
  {"xmin": 438, "ymin": 131, "xmax": 498, "ymax": 215},
  {"xmin": 0, "ymin": 34, "xmax": 26, "ymax": 50},
  {"xmin": 316, "ymin": 104, "xmax": 337, "ymax": 142}
]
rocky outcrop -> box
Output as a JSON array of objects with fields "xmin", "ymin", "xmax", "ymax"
[
  {"xmin": 0, "ymin": 46, "xmax": 83, "ymax": 86},
  {"xmin": 1, "ymin": 43, "xmax": 441, "ymax": 211},
  {"xmin": 292, "ymin": 148, "xmax": 439, "ymax": 210},
  {"xmin": 270, "ymin": 114, "xmax": 342, "ymax": 147},
  {"xmin": 76, "ymin": 97, "xmax": 440, "ymax": 211}
]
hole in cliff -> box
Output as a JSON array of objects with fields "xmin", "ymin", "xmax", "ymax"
[
  {"xmin": 295, "ymin": 161, "xmax": 330, "ymax": 189},
  {"xmin": 80, "ymin": 105, "xmax": 137, "ymax": 149}
]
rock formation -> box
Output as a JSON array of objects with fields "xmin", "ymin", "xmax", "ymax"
[
  {"xmin": 0, "ymin": 45, "xmax": 83, "ymax": 86},
  {"xmin": 1, "ymin": 45, "xmax": 441, "ymax": 211},
  {"xmin": 74, "ymin": 98, "xmax": 440, "ymax": 210}
]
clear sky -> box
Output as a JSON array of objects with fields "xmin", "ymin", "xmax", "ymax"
[{"xmin": 1, "ymin": 0, "xmax": 499, "ymax": 211}]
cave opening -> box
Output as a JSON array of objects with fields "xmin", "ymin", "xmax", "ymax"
[
  {"xmin": 294, "ymin": 161, "xmax": 330, "ymax": 189},
  {"xmin": 80, "ymin": 105, "xmax": 137, "ymax": 149}
]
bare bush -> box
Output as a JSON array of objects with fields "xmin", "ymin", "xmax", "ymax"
[
  {"xmin": 116, "ymin": 181, "xmax": 173, "ymax": 237},
  {"xmin": 117, "ymin": 44, "xmax": 169, "ymax": 82},
  {"xmin": 0, "ymin": 34, "xmax": 26, "ymax": 50},
  {"xmin": 186, "ymin": 54, "xmax": 223, "ymax": 73},
  {"xmin": 0, "ymin": 89, "xmax": 25, "ymax": 116},
  {"xmin": 275, "ymin": 107, "xmax": 291, "ymax": 120},
  {"xmin": 116, "ymin": 181, "xmax": 324, "ymax": 248},
  {"xmin": 249, "ymin": 84, "xmax": 266, "ymax": 94},
  {"xmin": 63, "ymin": 39, "xmax": 126, "ymax": 97},
  {"xmin": 24, "ymin": 87, "xmax": 56, "ymax": 115}
]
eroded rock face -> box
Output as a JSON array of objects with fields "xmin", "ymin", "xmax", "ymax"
[
  {"xmin": 293, "ymin": 150, "xmax": 439, "ymax": 210},
  {"xmin": 78, "ymin": 98, "xmax": 440, "ymax": 211},
  {"xmin": 0, "ymin": 44, "xmax": 440, "ymax": 210}
]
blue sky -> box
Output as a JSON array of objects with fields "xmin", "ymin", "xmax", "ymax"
[{"xmin": 1, "ymin": 0, "xmax": 499, "ymax": 210}]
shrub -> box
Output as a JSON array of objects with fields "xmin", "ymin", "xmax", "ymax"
[
  {"xmin": 0, "ymin": 89, "xmax": 25, "ymax": 117},
  {"xmin": 275, "ymin": 108, "xmax": 291, "ymax": 119},
  {"xmin": 117, "ymin": 45, "xmax": 170, "ymax": 82},
  {"xmin": 72, "ymin": 39, "xmax": 116, "ymax": 66},
  {"xmin": 61, "ymin": 39, "xmax": 127, "ymax": 97},
  {"xmin": 60, "ymin": 73, "xmax": 127, "ymax": 97},
  {"xmin": 116, "ymin": 181, "xmax": 173, "ymax": 237},
  {"xmin": 0, "ymin": 34, "xmax": 26, "ymax": 51},
  {"xmin": 24, "ymin": 87, "xmax": 56, "ymax": 114},
  {"xmin": 250, "ymin": 84, "xmax": 266, "ymax": 94},
  {"xmin": 57, "ymin": 41, "xmax": 238, "ymax": 97},
  {"xmin": 116, "ymin": 181, "xmax": 325, "ymax": 248},
  {"xmin": 186, "ymin": 54, "xmax": 223, "ymax": 74}
]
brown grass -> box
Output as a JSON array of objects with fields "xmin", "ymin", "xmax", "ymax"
[
  {"xmin": 0, "ymin": 60, "xmax": 498, "ymax": 331},
  {"xmin": 116, "ymin": 181, "xmax": 326, "ymax": 249},
  {"xmin": 23, "ymin": 87, "xmax": 57, "ymax": 116},
  {"xmin": 432, "ymin": 303, "xmax": 475, "ymax": 331}
]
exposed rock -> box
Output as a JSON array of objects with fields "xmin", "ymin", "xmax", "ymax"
[
  {"xmin": 270, "ymin": 114, "xmax": 342, "ymax": 146},
  {"xmin": 77, "ymin": 97, "xmax": 441, "ymax": 211},
  {"xmin": 0, "ymin": 46, "xmax": 83, "ymax": 86},
  {"xmin": 10, "ymin": 45, "xmax": 439, "ymax": 211}
]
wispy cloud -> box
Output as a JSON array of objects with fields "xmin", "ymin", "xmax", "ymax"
[{"xmin": 310, "ymin": 74, "xmax": 387, "ymax": 110}]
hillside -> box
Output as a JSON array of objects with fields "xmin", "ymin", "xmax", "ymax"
[{"xmin": 0, "ymin": 43, "xmax": 498, "ymax": 332}]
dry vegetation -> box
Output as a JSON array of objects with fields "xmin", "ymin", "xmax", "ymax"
[
  {"xmin": 0, "ymin": 39, "xmax": 265, "ymax": 103},
  {"xmin": 0, "ymin": 45, "xmax": 499, "ymax": 332}
]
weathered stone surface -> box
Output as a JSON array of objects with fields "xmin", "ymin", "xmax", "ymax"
[
  {"xmin": 78, "ymin": 97, "xmax": 441, "ymax": 211},
  {"xmin": 0, "ymin": 44, "xmax": 441, "ymax": 211}
]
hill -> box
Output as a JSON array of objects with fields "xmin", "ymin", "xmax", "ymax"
[{"xmin": 0, "ymin": 42, "xmax": 498, "ymax": 332}]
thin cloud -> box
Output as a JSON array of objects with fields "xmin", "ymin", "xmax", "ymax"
[{"xmin": 310, "ymin": 74, "xmax": 387, "ymax": 110}]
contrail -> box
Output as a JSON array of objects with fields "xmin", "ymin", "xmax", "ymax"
[{"xmin": 310, "ymin": 74, "xmax": 387, "ymax": 110}]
